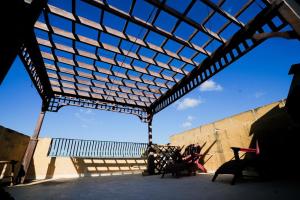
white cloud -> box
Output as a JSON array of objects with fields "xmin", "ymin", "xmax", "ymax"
[
  {"xmin": 182, "ymin": 121, "xmax": 192, "ymax": 128},
  {"xmin": 81, "ymin": 124, "xmax": 88, "ymax": 128},
  {"xmin": 187, "ymin": 115, "xmax": 194, "ymax": 121},
  {"xmin": 255, "ymin": 91, "xmax": 265, "ymax": 98},
  {"xmin": 176, "ymin": 98, "xmax": 202, "ymax": 110},
  {"xmin": 79, "ymin": 108, "xmax": 94, "ymax": 115},
  {"xmin": 199, "ymin": 80, "xmax": 223, "ymax": 92},
  {"xmin": 75, "ymin": 109, "xmax": 95, "ymax": 127},
  {"xmin": 182, "ymin": 115, "xmax": 195, "ymax": 128}
]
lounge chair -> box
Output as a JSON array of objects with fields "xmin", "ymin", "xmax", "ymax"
[{"xmin": 212, "ymin": 141, "xmax": 260, "ymax": 185}]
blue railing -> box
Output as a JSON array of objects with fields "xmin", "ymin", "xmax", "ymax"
[{"xmin": 48, "ymin": 138, "xmax": 148, "ymax": 158}]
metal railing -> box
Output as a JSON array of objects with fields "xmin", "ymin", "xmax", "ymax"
[{"xmin": 48, "ymin": 138, "xmax": 148, "ymax": 158}]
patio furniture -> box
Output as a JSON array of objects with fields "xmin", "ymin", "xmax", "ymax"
[
  {"xmin": 212, "ymin": 141, "xmax": 260, "ymax": 185},
  {"xmin": 161, "ymin": 144, "xmax": 207, "ymax": 178},
  {"xmin": 0, "ymin": 160, "xmax": 18, "ymax": 186}
]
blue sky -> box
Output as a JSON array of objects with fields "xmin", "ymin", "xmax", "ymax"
[
  {"xmin": 1, "ymin": 37, "xmax": 299, "ymax": 144},
  {"xmin": 1, "ymin": 0, "xmax": 300, "ymax": 144}
]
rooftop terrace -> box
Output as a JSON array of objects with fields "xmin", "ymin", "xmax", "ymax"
[
  {"xmin": 6, "ymin": 174, "xmax": 300, "ymax": 200},
  {"xmin": 1, "ymin": 0, "xmax": 300, "ymax": 198}
]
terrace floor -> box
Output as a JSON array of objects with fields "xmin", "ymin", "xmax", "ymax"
[{"xmin": 6, "ymin": 173, "xmax": 300, "ymax": 200}]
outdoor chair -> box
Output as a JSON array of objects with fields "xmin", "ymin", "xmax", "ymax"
[
  {"xmin": 212, "ymin": 141, "xmax": 260, "ymax": 185},
  {"xmin": 161, "ymin": 144, "xmax": 207, "ymax": 178}
]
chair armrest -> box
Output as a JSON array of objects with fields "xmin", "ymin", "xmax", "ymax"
[{"xmin": 231, "ymin": 147, "xmax": 258, "ymax": 160}]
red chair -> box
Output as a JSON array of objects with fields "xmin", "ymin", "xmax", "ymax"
[
  {"xmin": 183, "ymin": 153, "xmax": 207, "ymax": 173},
  {"xmin": 161, "ymin": 144, "xmax": 207, "ymax": 178}
]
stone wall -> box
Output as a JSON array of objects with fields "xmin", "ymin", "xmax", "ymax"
[
  {"xmin": 0, "ymin": 126, "xmax": 146, "ymax": 181},
  {"xmin": 27, "ymin": 138, "xmax": 146, "ymax": 180},
  {"xmin": 0, "ymin": 126, "xmax": 30, "ymax": 181},
  {"xmin": 170, "ymin": 100, "xmax": 300, "ymax": 175}
]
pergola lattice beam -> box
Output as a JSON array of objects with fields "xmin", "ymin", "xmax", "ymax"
[
  {"xmin": 43, "ymin": 4, "xmax": 195, "ymax": 71},
  {"xmin": 151, "ymin": 2, "xmax": 288, "ymax": 113},
  {"xmin": 21, "ymin": 31, "xmax": 54, "ymax": 104},
  {"xmin": 199, "ymin": 0, "xmax": 245, "ymax": 27},
  {"xmin": 82, "ymin": 0, "xmax": 211, "ymax": 56},
  {"xmin": 35, "ymin": 29, "xmax": 181, "ymax": 82},
  {"xmin": 16, "ymin": 0, "xmax": 299, "ymax": 120},
  {"xmin": 264, "ymin": 0, "xmax": 300, "ymax": 36},
  {"xmin": 145, "ymin": 0, "xmax": 227, "ymax": 43},
  {"xmin": 202, "ymin": 0, "xmax": 256, "ymax": 49},
  {"xmin": 48, "ymin": 95, "xmax": 149, "ymax": 122}
]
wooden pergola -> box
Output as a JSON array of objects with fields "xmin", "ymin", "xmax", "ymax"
[{"xmin": 1, "ymin": 0, "xmax": 299, "ymax": 181}]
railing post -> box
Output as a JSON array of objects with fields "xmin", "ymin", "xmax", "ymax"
[{"xmin": 19, "ymin": 108, "xmax": 46, "ymax": 183}]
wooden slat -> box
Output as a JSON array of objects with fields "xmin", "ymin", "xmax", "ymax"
[{"xmin": 36, "ymin": 22, "xmax": 184, "ymax": 76}]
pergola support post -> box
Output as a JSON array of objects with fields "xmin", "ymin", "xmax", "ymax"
[
  {"xmin": 20, "ymin": 108, "xmax": 46, "ymax": 184},
  {"xmin": 146, "ymin": 112, "xmax": 155, "ymax": 175},
  {"xmin": 148, "ymin": 115, "xmax": 153, "ymax": 146}
]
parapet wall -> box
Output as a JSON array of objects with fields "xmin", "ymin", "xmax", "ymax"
[
  {"xmin": 0, "ymin": 126, "xmax": 30, "ymax": 181},
  {"xmin": 27, "ymin": 138, "xmax": 147, "ymax": 180},
  {"xmin": 0, "ymin": 127, "xmax": 146, "ymax": 181},
  {"xmin": 170, "ymin": 100, "xmax": 300, "ymax": 174}
]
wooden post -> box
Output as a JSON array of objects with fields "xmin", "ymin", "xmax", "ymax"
[{"xmin": 20, "ymin": 110, "xmax": 46, "ymax": 183}]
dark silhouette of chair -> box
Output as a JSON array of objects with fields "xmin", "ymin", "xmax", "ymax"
[
  {"xmin": 212, "ymin": 141, "xmax": 260, "ymax": 185},
  {"xmin": 161, "ymin": 144, "xmax": 207, "ymax": 178}
]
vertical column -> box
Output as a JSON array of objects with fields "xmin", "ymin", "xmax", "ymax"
[
  {"xmin": 146, "ymin": 113, "xmax": 155, "ymax": 175},
  {"xmin": 19, "ymin": 110, "xmax": 46, "ymax": 184},
  {"xmin": 286, "ymin": 64, "xmax": 300, "ymax": 122},
  {"xmin": 148, "ymin": 116, "xmax": 153, "ymax": 146}
]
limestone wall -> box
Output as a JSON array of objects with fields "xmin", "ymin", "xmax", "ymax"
[
  {"xmin": 0, "ymin": 126, "xmax": 30, "ymax": 180},
  {"xmin": 0, "ymin": 126, "xmax": 146, "ymax": 181},
  {"xmin": 170, "ymin": 100, "xmax": 300, "ymax": 174},
  {"xmin": 27, "ymin": 138, "xmax": 147, "ymax": 180}
]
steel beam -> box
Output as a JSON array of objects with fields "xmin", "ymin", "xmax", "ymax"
[{"xmin": 20, "ymin": 109, "xmax": 46, "ymax": 183}]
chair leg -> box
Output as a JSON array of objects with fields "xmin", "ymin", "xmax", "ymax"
[
  {"xmin": 231, "ymin": 172, "xmax": 241, "ymax": 185},
  {"xmin": 212, "ymin": 172, "xmax": 219, "ymax": 182},
  {"xmin": 231, "ymin": 175, "xmax": 237, "ymax": 185}
]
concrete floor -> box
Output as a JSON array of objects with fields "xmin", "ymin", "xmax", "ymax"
[{"xmin": 6, "ymin": 174, "xmax": 300, "ymax": 200}]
